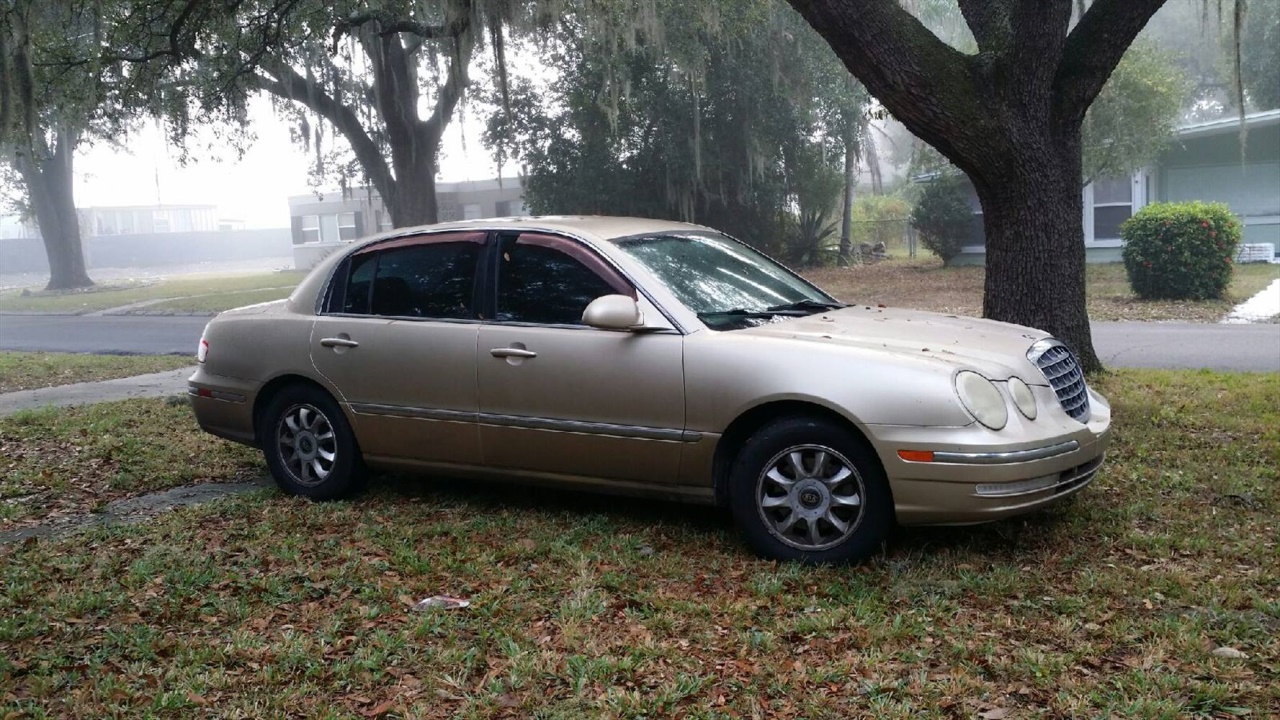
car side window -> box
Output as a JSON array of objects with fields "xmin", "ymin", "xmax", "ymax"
[
  {"xmin": 496, "ymin": 234, "xmax": 628, "ymax": 325},
  {"xmin": 329, "ymin": 233, "xmax": 484, "ymax": 319}
]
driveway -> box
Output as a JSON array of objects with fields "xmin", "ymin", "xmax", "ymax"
[{"xmin": 1, "ymin": 314, "xmax": 1277, "ymax": 372}]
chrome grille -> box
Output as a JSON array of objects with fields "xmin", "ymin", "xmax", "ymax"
[{"xmin": 1028, "ymin": 340, "xmax": 1090, "ymax": 422}]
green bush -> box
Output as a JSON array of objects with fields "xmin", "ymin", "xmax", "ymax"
[
  {"xmin": 909, "ymin": 174, "xmax": 972, "ymax": 264},
  {"xmin": 1120, "ymin": 202, "xmax": 1241, "ymax": 300}
]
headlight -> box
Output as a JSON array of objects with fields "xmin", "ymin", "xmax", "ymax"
[
  {"xmin": 955, "ymin": 371, "xmax": 1008, "ymax": 430},
  {"xmin": 1008, "ymin": 377, "xmax": 1037, "ymax": 420}
]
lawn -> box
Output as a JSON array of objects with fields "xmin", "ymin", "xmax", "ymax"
[
  {"xmin": 0, "ymin": 352, "xmax": 194, "ymax": 395},
  {"xmin": 0, "ymin": 271, "xmax": 306, "ymax": 315},
  {"xmin": 0, "ymin": 398, "xmax": 262, "ymax": 531},
  {"xmin": 805, "ymin": 260, "xmax": 1280, "ymax": 322},
  {"xmin": 1, "ymin": 370, "xmax": 1276, "ymax": 717}
]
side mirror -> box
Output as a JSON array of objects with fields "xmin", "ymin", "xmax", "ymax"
[{"xmin": 582, "ymin": 294, "xmax": 644, "ymax": 330}]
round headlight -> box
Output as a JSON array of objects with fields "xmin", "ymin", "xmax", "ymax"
[
  {"xmin": 955, "ymin": 371, "xmax": 1008, "ymax": 430},
  {"xmin": 1008, "ymin": 377, "xmax": 1037, "ymax": 420}
]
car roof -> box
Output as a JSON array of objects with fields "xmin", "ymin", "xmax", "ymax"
[{"xmin": 376, "ymin": 216, "xmax": 712, "ymax": 243}]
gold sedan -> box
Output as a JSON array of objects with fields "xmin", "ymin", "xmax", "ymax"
[{"xmin": 189, "ymin": 217, "xmax": 1111, "ymax": 563}]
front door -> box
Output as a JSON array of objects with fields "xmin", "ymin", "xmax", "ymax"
[
  {"xmin": 311, "ymin": 231, "xmax": 486, "ymax": 466},
  {"xmin": 476, "ymin": 232, "xmax": 685, "ymax": 484}
]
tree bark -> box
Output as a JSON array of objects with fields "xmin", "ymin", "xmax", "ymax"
[
  {"xmin": 787, "ymin": 0, "xmax": 1168, "ymax": 372},
  {"xmin": 15, "ymin": 128, "xmax": 92, "ymax": 290},
  {"xmin": 971, "ymin": 130, "xmax": 1099, "ymax": 371},
  {"xmin": 838, "ymin": 122, "xmax": 857, "ymax": 266}
]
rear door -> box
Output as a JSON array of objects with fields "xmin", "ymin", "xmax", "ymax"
[{"xmin": 310, "ymin": 231, "xmax": 486, "ymax": 466}]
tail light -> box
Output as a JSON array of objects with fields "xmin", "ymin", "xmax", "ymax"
[{"xmin": 197, "ymin": 337, "xmax": 209, "ymax": 363}]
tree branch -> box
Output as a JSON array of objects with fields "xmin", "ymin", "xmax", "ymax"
[
  {"xmin": 331, "ymin": 11, "xmax": 468, "ymax": 53},
  {"xmin": 424, "ymin": 29, "xmax": 475, "ymax": 149},
  {"xmin": 786, "ymin": 0, "xmax": 987, "ymax": 171},
  {"xmin": 253, "ymin": 64, "xmax": 394, "ymax": 200},
  {"xmin": 1053, "ymin": 0, "xmax": 1167, "ymax": 125},
  {"xmin": 957, "ymin": 0, "xmax": 1012, "ymax": 52}
]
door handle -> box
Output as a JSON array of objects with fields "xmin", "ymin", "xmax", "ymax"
[
  {"xmin": 490, "ymin": 347, "xmax": 537, "ymax": 359},
  {"xmin": 320, "ymin": 337, "xmax": 360, "ymax": 348}
]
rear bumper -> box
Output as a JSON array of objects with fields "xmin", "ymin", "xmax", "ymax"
[
  {"xmin": 870, "ymin": 390, "xmax": 1112, "ymax": 525},
  {"xmin": 188, "ymin": 369, "xmax": 258, "ymax": 446}
]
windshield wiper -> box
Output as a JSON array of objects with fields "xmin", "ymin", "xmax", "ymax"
[
  {"xmin": 765, "ymin": 299, "xmax": 847, "ymax": 313},
  {"xmin": 697, "ymin": 308, "xmax": 809, "ymax": 319}
]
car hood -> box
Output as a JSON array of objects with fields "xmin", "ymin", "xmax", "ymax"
[{"xmin": 733, "ymin": 306, "xmax": 1052, "ymax": 381}]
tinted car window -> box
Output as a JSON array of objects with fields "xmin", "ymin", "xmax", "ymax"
[
  {"xmin": 496, "ymin": 237, "xmax": 619, "ymax": 325},
  {"xmin": 330, "ymin": 240, "xmax": 481, "ymax": 318},
  {"xmin": 368, "ymin": 242, "xmax": 481, "ymax": 319},
  {"xmin": 341, "ymin": 252, "xmax": 376, "ymax": 314}
]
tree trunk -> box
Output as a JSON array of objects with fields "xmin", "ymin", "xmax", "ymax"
[
  {"xmin": 838, "ymin": 124, "xmax": 857, "ymax": 266},
  {"xmin": 16, "ymin": 130, "xmax": 92, "ymax": 291},
  {"xmin": 861, "ymin": 116, "xmax": 883, "ymax": 195},
  {"xmin": 384, "ymin": 152, "xmax": 439, "ymax": 227},
  {"xmin": 971, "ymin": 131, "xmax": 1100, "ymax": 371}
]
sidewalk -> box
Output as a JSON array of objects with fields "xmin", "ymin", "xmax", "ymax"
[{"xmin": 0, "ymin": 367, "xmax": 195, "ymax": 417}]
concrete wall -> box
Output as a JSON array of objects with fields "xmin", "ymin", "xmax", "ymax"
[{"xmin": 0, "ymin": 229, "xmax": 292, "ymax": 274}]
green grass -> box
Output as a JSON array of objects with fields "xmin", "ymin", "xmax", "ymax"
[
  {"xmin": 0, "ymin": 352, "xmax": 194, "ymax": 394},
  {"xmin": 0, "ymin": 370, "xmax": 1276, "ymax": 717},
  {"xmin": 0, "ymin": 398, "xmax": 262, "ymax": 530},
  {"xmin": 0, "ymin": 271, "xmax": 306, "ymax": 315}
]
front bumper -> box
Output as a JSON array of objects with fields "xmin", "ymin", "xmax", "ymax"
[{"xmin": 870, "ymin": 388, "xmax": 1112, "ymax": 525}]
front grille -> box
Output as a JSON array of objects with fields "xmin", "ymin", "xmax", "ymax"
[{"xmin": 1029, "ymin": 340, "xmax": 1090, "ymax": 422}]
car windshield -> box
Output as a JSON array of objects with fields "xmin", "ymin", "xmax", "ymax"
[{"xmin": 610, "ymin": 231, "xmax": 841, "ymax": 330}]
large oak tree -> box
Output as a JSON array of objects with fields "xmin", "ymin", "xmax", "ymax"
[
  {"xmin": 125, "ymin": 0, "xmax": 529, "ymax": 228},
  {"xmin": 0, "ymin": 0, "xmax": 112, "ymax": 290},
  {"xmin": 787, "ymin": 0, "xmax": 1173, "ymax": 371}
]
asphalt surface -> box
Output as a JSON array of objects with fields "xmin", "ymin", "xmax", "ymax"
[
  {"xmin": 0, "ymin": 314, "xmax": 209, "ymax": 355},
  {"xmin": 0, "ymin": 314, "xmax": 1277, "ymax": 372}
]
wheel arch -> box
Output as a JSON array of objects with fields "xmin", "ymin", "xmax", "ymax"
[
  {"xmin": 711, "ymin": 399, "xmax": 887, "ymax": 508},
  {"xmin": 252, "ymin": 373, "xmax": 345, "ymax": 447}
]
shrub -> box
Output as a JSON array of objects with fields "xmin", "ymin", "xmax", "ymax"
[
  {"xmin": 909, "ymin": 174, "xmax": 972, "ymax": 264},
  {"xmin": 1120, "ymin": 202, "xmax": 1242, "ymax": 300}
]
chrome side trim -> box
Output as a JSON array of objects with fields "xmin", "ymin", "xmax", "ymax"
[
  {"xmin": 932, "ymin": 439, "xmax": 1080, "ymax": 465},
  {"xmin": 350, "ymin": 403, "xmax": 477, "ymax": 423},
  {"xmin": 347, "ymin": 403, "xmax": 697, "ymax": 443},
  {"xmin": 480, "ymin": 413, "xmax": 687, "ymax": 441}
]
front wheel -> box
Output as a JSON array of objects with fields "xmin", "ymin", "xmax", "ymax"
[
  {"xmin": 729, "ymin": 417, "xmax": 892, "ymax": 564},
  {"xmin": 261, "ymin": 384, "xmax": 363, "ymax": 500}
]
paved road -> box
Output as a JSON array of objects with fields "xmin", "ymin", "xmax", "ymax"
[
  {"xmin": 1, "ymin": 314, "xmax": 1277, "ymax": 371},
  {"xmin": 1090, "ymin": 321, "xmax": 1279, "ymax": 372},
  {"xmin": 0, "ymin": 314, "xmax": 208, "ymax": 355}
]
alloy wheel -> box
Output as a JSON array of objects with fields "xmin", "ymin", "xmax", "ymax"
[{"xmin": 756, "ymin": 444, "xmax": 866, "ymax": 551}]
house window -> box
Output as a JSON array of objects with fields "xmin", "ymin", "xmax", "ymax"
[
  {"xmin": 301, "ymin": 215, "xmax": 321, "ymax": 243},
  {"xmin": 320, "ymin": 214, "xmax": 340, "ymax": 243},
  {"xmin": 1090, "ymin": 175, "xmax": 1134, "ymax": 243},
  {"xmin": 152, "ymin": 210, "xmax": 171, "ymax": 233},
  {"xmin": 338, "ymin": 212, "xmax": 358, "ymax": 240}
]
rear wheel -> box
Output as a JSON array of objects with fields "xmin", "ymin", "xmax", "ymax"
[
  {"xmin": 261, "ymin": 384, "xmax": 363, "ymax": 499},
  {"xmin": 729, "ymin": 416, "xmax": 892, "ymax": 564}
]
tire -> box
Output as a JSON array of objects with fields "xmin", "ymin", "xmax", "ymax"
[
  {"xmin": 260, "ymin": 384, "xmax": 364, "ymax": 500},
  {"xmin": 728, "ymin": 416, "xmax": 892, "ymax": 564}
]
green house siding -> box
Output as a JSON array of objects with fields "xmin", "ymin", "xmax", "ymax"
[{"xmin": 1155, "ymin": 120, "xmax": 1280, "ymax": 248}]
